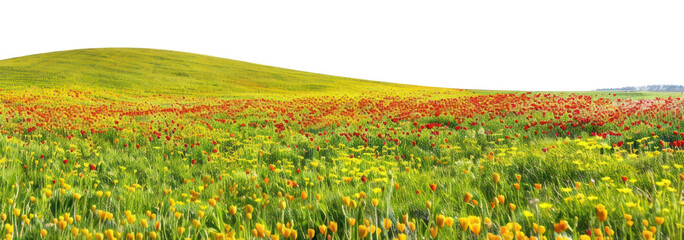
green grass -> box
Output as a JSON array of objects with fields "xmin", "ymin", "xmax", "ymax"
[
  {"xmin": 0, "ymin": 48, "xmax": 449, "ymax": 98},
  {"xmin": 1, "ymin": 48, "xmax": 684, "ymax": 239},
  {"xmin": 1, "ymin": 48, "xmax": 682, "ymax": 100}
]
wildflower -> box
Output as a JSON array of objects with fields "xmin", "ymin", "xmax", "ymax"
[
  {"xmin": 464, "ymin": 192, "xmax": 473, "ymax": 203},
  {"xmin": 596, "ymin": 204, "xmax": 607, "ymax": 222},
  {"xmin": 429, "ymin": 227, "xmax": 438, "ymax": 238},
  {"xmin": 328, "ymin": 221, "xmax": 338, "ymax": 233},
  {"xmin": 435, "ymin": 215, "xmax": 445, "ymax": 228},
  {"xmin": 554, "ymin": 220, "xmax": 568, "ymax": 233},
  {"xmin": 358, "ymin": 225, "xmax": 369, "ymax": 238},
  {"xmin": 643, "ymin": 230, "xmax": 654, "ymax": 240}
]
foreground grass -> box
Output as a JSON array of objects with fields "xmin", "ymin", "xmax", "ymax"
[{"xmin": 0, "ymin": 87, "xmax": 683, "ymax": 240}]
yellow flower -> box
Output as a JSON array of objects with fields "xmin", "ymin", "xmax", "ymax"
[
  {"xmin": 397, "ymin": 223, "xmax": 406, "ymax": 232},
  {"xmin": 358, "ymin": 225, "xmax": 369, "ymax": 238},
  {"xmin": 445, "ymin": 217, "xmax": 454, "ymax": 227},
  {"xmin": 328, "ymin": 221, "xmax": 338, "ymax": 233},
  {"xmin": 643, "ymin": 230, "xmax": 654, "ymax": 240},
  {"xmin": 371, "ymin": 198, "xmax": 379, "ymax": 207},
  {"xmin": 523, "ymin": 211, "xmax": 534, "ymax": 218},
  {"xmin": 5, "ymin": 223, "xmax": 13, "ymax": 234},
  {"xmin": 538, "ymin": 203, "xmax": 553, "ymax": 209},
  {"xmin": 596, "ymin": 204, "xmax": 608, "ymax": 222},
  {"xmin": 435, "ymin": 215, "xmax": 445, "ymax": 228}
]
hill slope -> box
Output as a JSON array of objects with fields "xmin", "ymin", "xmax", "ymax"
[{"xmin": 0, "ymin": 48, "xmax": 452, "ymax": 97}]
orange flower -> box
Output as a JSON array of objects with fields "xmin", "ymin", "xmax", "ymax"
[
  {"xmin": 596, "ymin": 204, "xmax": 607, "ymax": 222},
  {"xmin": 643, "ymin": 230, "xmax": 654, "ymax": 240},
  {"xmin": 383, "ymin": 218, "xmax": 392, "ymax": 230},
  {"xmin": 307, "ymin": 229, "xmax": 315, "ymax": 239},
  {"xmin": 497, "ymin": 195, "xmax": 505, "ymax": 205},
  {"xmin": 459, "ymin": 217, "xmax": 469, "ymax": 230},
  {"xmin": 429, "ymin": 227, "xmax": 438, "ymax": 238},
  {"xmin": 435, "ymin": 215, "xmax": 445, "ymax": 228},
  {"xmin": 328, "ymin": 221, "xmax": 338, "ymax": 233},
  {"xmin": 358, "ymin": 225, "xmax": 369, "ymax": 238},
  {"xmin": 471, "ymin": 223, "xmax": 481, "ymax": 235},
  {"xmin": 464, "ymin": 192, "xmax": 473, "ymax": 203},
  {"xmin": 554, "ymin": 220, "xmax": 568, "ymax": 233}
]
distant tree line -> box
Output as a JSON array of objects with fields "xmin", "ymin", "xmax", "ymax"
[{"xmin": 597, "ymin": 84, "xmax": 684, "ymax": 92}]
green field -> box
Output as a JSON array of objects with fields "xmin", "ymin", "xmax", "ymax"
[
  {"xmin": 0, "ymin": 48, "xmax": 683, "ymax": 240},
  {"xmin": 0, "ymin": 48, "xmax": 469, "ymax": 98}
]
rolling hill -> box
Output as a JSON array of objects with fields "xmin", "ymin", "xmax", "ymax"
[{"xmin": 0, "ymin": 48, "xmax": 461, "ymax": 98}]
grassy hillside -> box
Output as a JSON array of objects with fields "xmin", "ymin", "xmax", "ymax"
[
  {"xmin": 0, "ymin": 48, "xmax": 463, "ymax": 98},
  {"xmin": 1, "ymin": 48, "xmax": 680, "ymax": 100}
]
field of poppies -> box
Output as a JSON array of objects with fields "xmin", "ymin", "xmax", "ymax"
[{"xmin": 0, "ymin": 85, "xmax": 683, "ymax": 240}]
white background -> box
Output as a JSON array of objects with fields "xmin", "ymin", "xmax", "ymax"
[{"xmin": 1, "ymin": 1, "xmax": 683, "ymax": 91}]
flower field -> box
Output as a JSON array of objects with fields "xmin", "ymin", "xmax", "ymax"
[{"xmin": 0, "ymin": 87, "xmax": 683, "ymax": 240}]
